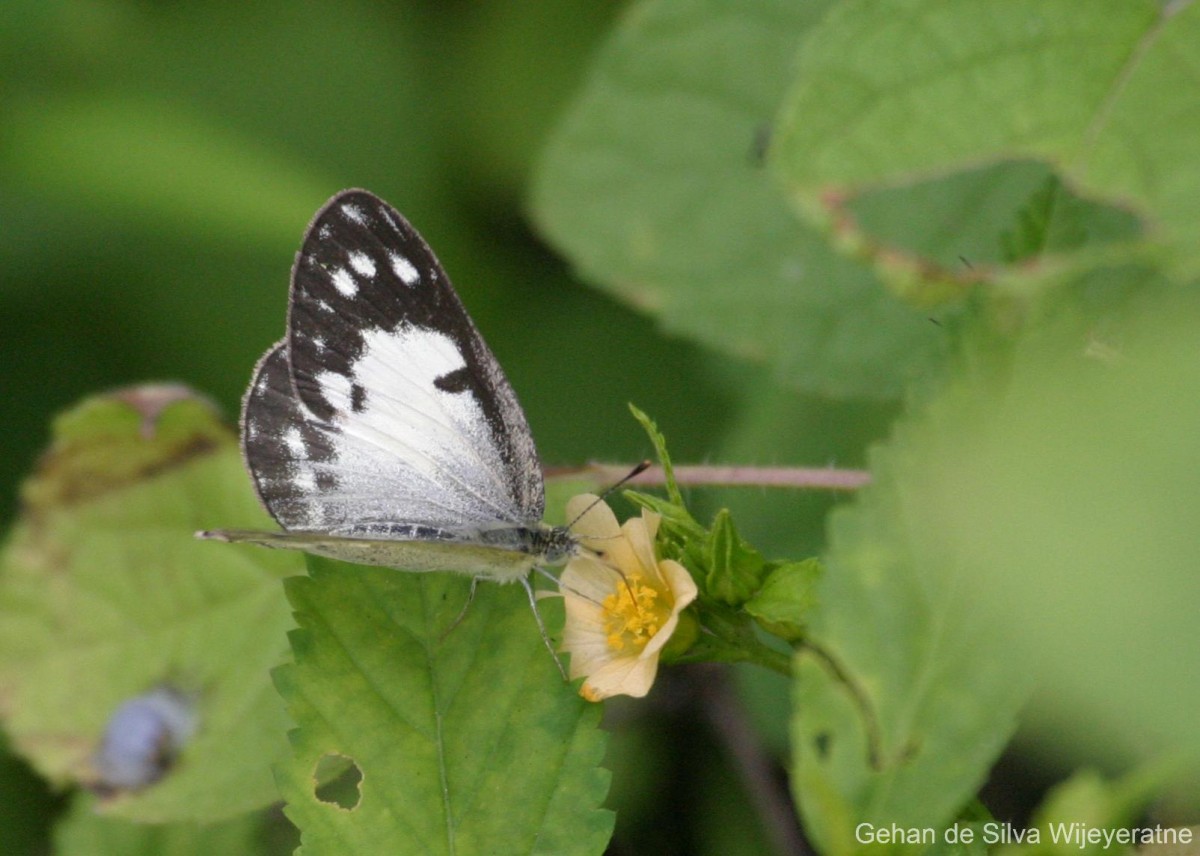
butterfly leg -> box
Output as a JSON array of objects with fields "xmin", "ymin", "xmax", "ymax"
[
  {"xmin": 519, "ymin": 575, "xmax": 568, "ymax": 681},
  {"xmin": 440, "ymin": 576, "xmax": 481, "ymax": 641}
]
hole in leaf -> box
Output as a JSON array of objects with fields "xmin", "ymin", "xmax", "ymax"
[{"xmin": 312, "ymin": 753, "xmax": 362, "ymax": 810}]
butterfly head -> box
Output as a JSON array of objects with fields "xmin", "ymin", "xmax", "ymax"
[{"xmin": 530, "ymin": 524, "xmax": 580, "ymax": 566}]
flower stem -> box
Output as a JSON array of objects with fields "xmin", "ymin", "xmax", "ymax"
[
  {"xmin": 669, "ymin": 605, "xmax": 794, "ymax": 677},
  {"xmin": 742, "ymin": 642, "xmax": 793, "ymax": 677}
]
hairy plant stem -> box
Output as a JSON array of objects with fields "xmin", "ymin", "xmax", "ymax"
[{"xmin": 551, "ymin": 462, "xmax": 870, "ymax": 492}]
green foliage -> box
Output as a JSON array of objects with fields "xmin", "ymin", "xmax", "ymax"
[
  {"xmin": 0, "ymin": 388, "xmax": 302, "ymax": 822},
  {"xmin": 532, "ymin": 0, "xmax": 942, "ymax": 399},
  {"xmin": 999, "ymin": 176, "xmax": 1090, "ymax": 264},
  {"xmin": 773, "ymin": 0, "xmax": 1200, "ymax": 278},
  {"xmin": 54, "ymin": 792, "xmax": 291, "ymax": 856},
  {"xmin": 790, "ymin": 391, "xmax": 1030, "ymax": 854},
  {"xmin": 624, "ymin": 409, "xmax": 757, "ymax": 605},
  {"xmin": 537, "ymin": 0, "xmax": 1200, "ymax": 849},
  {"xmin": 744, "ymin": 560, "xmax": 820, "ymax": 643},
  {"xmin": 627, "ymin": 404, "xmax": 683, "ymax": 508},
  {"xmin": 273, "ymin": 559, "xmax": 612, "ymax": 855},
  {"xmin": 3, "ymin": 0, "xmax": 1198, "ymax": 852}
]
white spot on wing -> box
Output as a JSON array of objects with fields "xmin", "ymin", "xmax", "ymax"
[
  {"xmin": 331, "ymin": 268, "xmax": 357, "ymax": 298},
  {"xmin": 342, "ymin": 203, "xmax": 367, "ymax": 225},
  {"xmin": 284, "ymin": 426, "xmax": 306, "ymax": 457},
  {"xmin": 348, "ymin": 251, "xmax": 376, "ymax": 278},
  {"xmin": 291, "ymin": 469, "xmax": 318, "ymax": 492},
  {"xmin": 389, "ymin": 252, "xmax": 420, "ymax": 286}
]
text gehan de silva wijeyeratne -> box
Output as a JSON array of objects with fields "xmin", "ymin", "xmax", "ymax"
[{"xmin": 855, "ymin": 821, "xmax": 1194, "ymax": 849}]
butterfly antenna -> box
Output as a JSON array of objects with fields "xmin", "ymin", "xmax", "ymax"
[
  {"xmin": 565, "ymin": 459, "xmax": 652, "ymax": 530},
  {"xmin": 561, "ymin": 460, "xmax": 652, "ymax": 604}
]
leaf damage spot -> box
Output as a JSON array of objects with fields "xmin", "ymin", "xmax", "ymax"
[
  {"xmin": 313, "ymin": 752, "xmax": 363, "ymax": 810},
  {"xmin": 19, "ymin": 384, "xmax": 231, "ymax": 515},
  {"xmin": 112, "ymin": 384, "xmax": 220, "ymax": 440}
]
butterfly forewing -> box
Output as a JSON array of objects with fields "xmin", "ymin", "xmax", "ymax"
[{"xmin": 241, "ymin": 189, "xmax": 545, "ymax": 535}]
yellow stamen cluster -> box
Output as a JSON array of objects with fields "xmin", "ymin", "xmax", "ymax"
[{"xmin": 603, "ymin": 574, "xmax": 668, "ymax": 652}]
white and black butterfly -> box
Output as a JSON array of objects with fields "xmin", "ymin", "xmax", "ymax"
[{"xmin": 199, "ymin": 189, "xmax": 581, "ymax": 614}]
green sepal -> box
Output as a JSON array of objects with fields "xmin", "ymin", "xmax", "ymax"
[
  {"xmin": 744, "ymin": 559, "xmax": 822, "ymax": 642},
  {"xmin": 704, "ymin": 509, "xmax": 766, "ymax": 606}
]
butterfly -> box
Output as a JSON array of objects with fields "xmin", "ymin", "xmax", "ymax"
[{"xmin": 198, "ymin": 189, "xmax": 583, "ymax": 649}]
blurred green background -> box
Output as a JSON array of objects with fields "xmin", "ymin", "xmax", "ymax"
[
  {"xmin": 0, "ymin": 0, "xmax": 889, "ymax": 532},
  {"xmin": 0, "ymin": 1, "xmax": 893, "ymax": 853}
]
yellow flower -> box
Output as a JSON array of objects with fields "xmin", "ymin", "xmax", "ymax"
[{"xmin": 557, "ymin": 494, "xmax": 698, "ymax": 701}]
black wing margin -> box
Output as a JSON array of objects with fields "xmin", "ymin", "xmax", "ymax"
[{"xmin": 239, "ymin": 340, "xmax": 335, "ymax": 529}]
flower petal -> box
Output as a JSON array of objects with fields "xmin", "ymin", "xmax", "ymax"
[
  {"xmin": 622, "ymin": 514, "xmax": 660, "ymax": 579},
  {"xmin": 640, "ymin": 562, "xmax": 696, "ymax": 657},
  {"xmin": 560, "ymin": 554, "xmax": 624, "ymax": 604},
  {"xmin": 581, "ymin": 655, "xmax": 659, "ymax": 700},
  {"xmin": 640, "ymin": 612, "xmax": 680, "ymax": 658},
  {"xmin": 659, "ymin": 560, "xmax": 698, "ymax": 610}
]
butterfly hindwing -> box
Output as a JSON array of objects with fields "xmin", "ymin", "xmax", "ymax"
[
  {"xmin": 240, "ymin": 339, "xmax": 337, "ymax": 529},
  {"xmin": 241, "ymin": 189, "xmax": 545, "ymax": 536}
]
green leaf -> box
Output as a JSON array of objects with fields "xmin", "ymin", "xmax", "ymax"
[
  {"xmin": 792, "ymin": 281, "xmax": 1200, "ymax": 851},
  {"xmin": 744, "ymin": 559, "xmax": 820, "ymax": 642},
  {"xmin": 622, "ymin": 492, "xmax": 704, "ymax": 543},
  {"xmin": 913, "ymin": 284, "xmax": 1200, "ymax": 777},
  {"xmin": 274, "ymin": 558, "xmax": 613, "ymax": 856},
  {"xmin": 532, "ymin": 0, "xmax": 942, "ymax": 399},
  {"xmin": 924, "ymin": 801, "xmax": 993, "ymax": 856},
  {"xmin": 790, "ymin": 395, "xmax": 1030, "ymax": 851},
  {"xmin": 54, "ymin": 792, "xmax": 286, "ymax": 856},
  {"xmin": 0, "ymin": 386, "xmax": 302, "ymax": 822},
  {"xmin": 704, "ymin": 510, "xmax": 765, "ymax": 606},
  {"xmin": 992, "ymin": 765, "xmax": 1191, "ymax": 856},
  {"xmin": 843, "ymin": 160, "xmax": 1140, "ymax": 274},
  {"xmin": 774, "ymin": 0, "xmax": 1200, "ymax": 274}
]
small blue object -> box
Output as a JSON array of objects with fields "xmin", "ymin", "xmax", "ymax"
[{"xmin": 92, "ymin": 687, "xmax": 197, "ymax": 793}]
